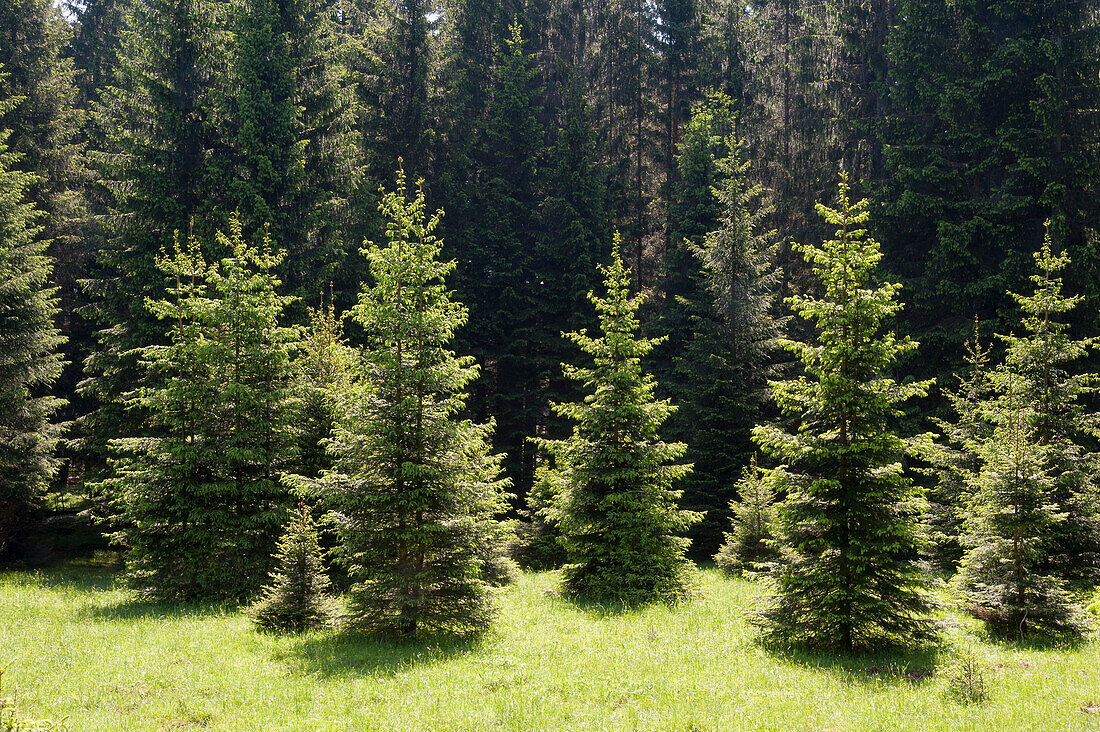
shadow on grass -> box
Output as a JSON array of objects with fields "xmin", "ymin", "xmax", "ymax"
[
  {"xmin": 277, "ymin": 629, "xmax": 484, "ymax": 679},
  {"xmin": 767, "ymin": 645, "xmax": 943, "ymax": 687},
  {"xmin": 78, "ymin": 597, "xmax": 235, "ymax": 622}
]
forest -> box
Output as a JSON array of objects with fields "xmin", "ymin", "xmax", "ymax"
[{"xmin": 3, "ymin": 0, "xmax": 1100, "ymax": 726}]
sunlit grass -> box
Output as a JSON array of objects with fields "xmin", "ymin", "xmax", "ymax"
[{"xmin": 2, "ymin": 560, "xmax": 1098, "ymax": 731}]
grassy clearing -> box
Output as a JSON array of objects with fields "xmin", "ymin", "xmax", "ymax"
[{"xmin": 2, "ymin": 561, "xmax": 1099, "ymax": 731}]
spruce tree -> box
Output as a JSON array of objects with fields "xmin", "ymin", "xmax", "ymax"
[
  {"xmin": 321, "ymin": 168, "xmax": 510, "ymax": 637},
  {"xmin": 82, "ymin": 0, "xmax": 230, "ymax": 477},
  {"xmin": 997, "ymin": 237, "xmax": 1100, "ymax": 581},
  {"xmin": 250, "ymin": 503, "xmax": 335, "ymax": 632},
  {"xmin": 538, "ymin": 234, "xmax": 698, "ymax": 606},
  {"xmin": 106, "ymin": 219, "xmax": 298, "ymax": 601},
  {"xmin": 0, "ymin": 104, "xmax": 66, "ymax": 560},
  {"xmin": 294, "ymin": 299, "xmax": 354, "ymax": 480},
  {"xmin": 228, "ymin": 0, "xmax": 359, "ymax": 305},
  {"xmin": 714, "ymin": 455, "xmax": 779, "ymax": 576},
  {"xmin": 753, "ymin": 175, "xmax": 934, "ymax": 651},
  {"xmin": 955, "ymin": 397, "xmax": 1084, "ymax": 638}
]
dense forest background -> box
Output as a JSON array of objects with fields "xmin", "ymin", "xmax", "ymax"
[{"xmin": 3, "ymin": 0, "xmax": 1100, "ymax": 566}]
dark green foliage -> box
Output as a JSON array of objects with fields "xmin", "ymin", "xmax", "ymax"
[
  {"xmin": 714, "ymin": 456, "xmax": 779, "ymax": 576},
  {"xmin": 81, "ymin": 0, "xmax": 230, "ymax": 474},
  {"xmin": 250, "ymin": 503, "xmax": 335, "ymax": 633},
  {"xmin": 321, "ymin": 169, "xmax": 510, "ymax": 637},
  {"xmin": 753, "ymin": 176, "xmax": 935, "ymax": 652},
  {"xmin": 105, "ymin": 219, "xmax": 298, "ymax": 601},
  {"xmin": 228, "ymin": 0, "xmax": 359, "ymax": 304},
  {"xmin": 0, "ymin": 104, "xmax": 65, "ymax": 560},
  {"xmin": 882, "ymin": 0, "xmax": 1100, "ymax": 382},
  {"xmin": 538, "ymin": 235, "xmax": 698, "ymax": 606},
  {"xmin": 655, "ymin": 98, "xmax": 781, "ymax": 558},
  {"xmin": 954, "ymin": 238, "xmax": 1096, "ymax": 637}
]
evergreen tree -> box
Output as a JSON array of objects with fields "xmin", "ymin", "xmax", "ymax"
[
  {"xmin": 321, "ymin": 168, "xmax": 509, "ymax": 637},
  {"xmin": 753, "ymin": 175, "xmax": 934, "ymax": 651},
  {"xmin": 925, "ymin": 321, "xmax": 993, "ymax": 573},
  {"xmin": 250, "ymin": 502, "xmax": 335, "ymax": 632},
  {"xmin": 294, "ymin": 298, "xmax": 354, "ymax": 480},
  {"xmin": 996, "ymin": 238, "xmax": 1100, "ymax": 582},
  {"xmin": 106, "ymin": 219, "xmax": 298, "ymax": 601},
  {"xmin": 228, "ymin": 0, "xmax": 360, "ymax": 305},
  {"xmin": 538, "ymin": 234, "xmax": 698, "ymax": 606},
  {"xmin": 714, "ymin": 456, "xmax": 779, "ymax": 576},
  {"xmin": 0, "ymin": 102, "xmax": 66, "ymax": 560},
  {"xmin": 655, "ymin": 98, "xmax": 782, "ymax": 557},
  {"xmin": 955, "ymin": 395, "xmax": 1085, "ymax": 638},
  {"xmin": 81, "ymin": 0, "xmax": 230, "ymax": 476},
  {"xmin": 512, "ymin": 459, "xmax": 569, "ymax": 571}
]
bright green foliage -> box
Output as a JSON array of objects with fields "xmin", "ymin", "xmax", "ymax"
[
  {"xmin": 753, "ymin": 175, "xmax": 935, "ymax": 652},
  {"xmin": 293, "ymin": 299, "xmax": 354, "ymax": 479},
  {"xmin": 0, "ymin": 106, "xmax": 65, "ymax": 560},
  {"xmin": 105, "ymin": 218, "xmax": 298, "ymax": 601},
  {"xmin": 714, "ymin": 456, "xmax": 779, "ymax": 576},
  {"xmin": 249, "ymin": 503, "xmax": 335, "ymax": 633},
  {"xmin": 538, "ymin": 235, "xmax": 698, "ymax": 606},
  {"xmin": 321, "ymin": 169, "xmax": 510, "ymax": 637},
  {"xmin": 228, "ymin": 0, "xmax": 359, "ymax": 305},
  {"xmin": 925, "ymin": 322, "xmax": 993, "ymax": 573},
  {"xmin": 997, "ymin": 238, "xmax": 1100, "ymax": 581},
  {"xmin": 512, "ymin": 460, "xmax": 569, "ymax": 571}
]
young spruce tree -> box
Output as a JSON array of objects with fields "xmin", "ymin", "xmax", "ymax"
[
  {"xmin": 106, "ymin": 218, "xmax": 298, "ymax": 601},
  {"xmin": 714, "ymin": 455, "xmax": 779, "ymax": 577},
  {"xmin": 753, "ymin": 175, "xmax": 935, "ymax": 652},
  {"xmin": 250, "ymin": 502, "xmax": 335, "ymax": 632},
  {"xmin": 538, "ymin": 235, "xmax": 698, "ymax": 606},
  {"xmin": 322, "ymin": 168, "xmax": 510, "ymax": 637},
  {"xmin": 0, "ymin": 105, "xmax": 65, "ymax": 559}
]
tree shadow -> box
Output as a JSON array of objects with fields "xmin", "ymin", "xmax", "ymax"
[
  {"xmin": 277, "ymin": 628, "xmax": 485, "ymax": 679},
  {"xmin": 767, "ymin": 644, "xmax": 943, "ymax": 688},
  {"xmin": 78, "ymin": 598, "xmax": 234, "ymax": 622},
  {"xmin": 10, "ymin": 565, "xmax": 119, "ymax": 594}
]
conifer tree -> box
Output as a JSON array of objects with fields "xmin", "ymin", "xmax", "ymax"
[
  {"xmin": 82, "ymin": 0, "xmax": 230, "ymax": 475},
  {"xmin": 655, "ymin": 98, "xmax": 781, "ymax": 557},
  {"xmin": 106, "ymin": 218, "xmax": 298, "ymax": 601},
  {"xmin": 538, "ymin": 234, "xmax": 698, "ymax": 606},
  {"xmin": 294, "ymin": 299, "xmax": 354, "ymax": 479},
  {"xmin": 250, "ymin": 503, "xmax": 335, "ymax": 632},
  {"xmin": 753, "ymin": 175, "xmax": 934, "ymax": 651},
  {"xmin": 228, "ymin": 0, "xmax": 360, "ymax": 304},
  {"xmin": 996, "ymin": 237, "xmax": 1100, "ymax": 581},
  {"xmin": 955, "ymin": 396, "xmax": 1084, "ymax": 638},
  {"xmin": 512, "ymin": 459, "xmax": 569, "ymax": 571},
  {"xmin": 714, "ymin": 456, "xmax": 779, "ymax": 576},
  {"xmin": 321, "ymin": 168, "xmax": 510, "ymax": 637},
  {"xmin": 0, "ymin": 105, "xmax": 65, "ymax": 559}
]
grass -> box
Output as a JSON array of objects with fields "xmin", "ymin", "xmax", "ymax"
[{"xmin": 2, "ymin": 560, "xmax": 1099, "ymax": 731}]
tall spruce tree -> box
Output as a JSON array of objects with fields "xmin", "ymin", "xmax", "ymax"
[
  {"xmin": 81, "ymin": 0, "xmax": 230, "ymax": 477},
  {"xmin": 229, "ymin": 0, "xmax": 360, "ymax": 305},
  {"xmin": 538, "ymin": 234, "xmax": 698, "ymax": 606},
  {"xmin": 0, "ymin": 103, "xmax": 66, "ymax": 560},
  {"xmin": 655, "ymin": 97, "xmax": 781, "ymax": 557},
  {"xmin": 321, "ymin": 169, "xmax": 510, "ymax": 636},
  {"xmin": 753, "ymin": 175, "xmax": 934, "ymax": 651},
  {"xmin": 106, "ymin": 219, "xmax": 298, "ymax": 601}
]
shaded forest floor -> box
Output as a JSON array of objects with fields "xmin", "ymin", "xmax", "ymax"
[{"xmin": 2, "ymin": 560, "xmax": 1099, "ymax": 731}]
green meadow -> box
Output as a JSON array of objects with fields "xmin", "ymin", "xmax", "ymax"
[{"xmin": 2, "ymin": 562, "xmax": 1098, "ymax": 731}]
